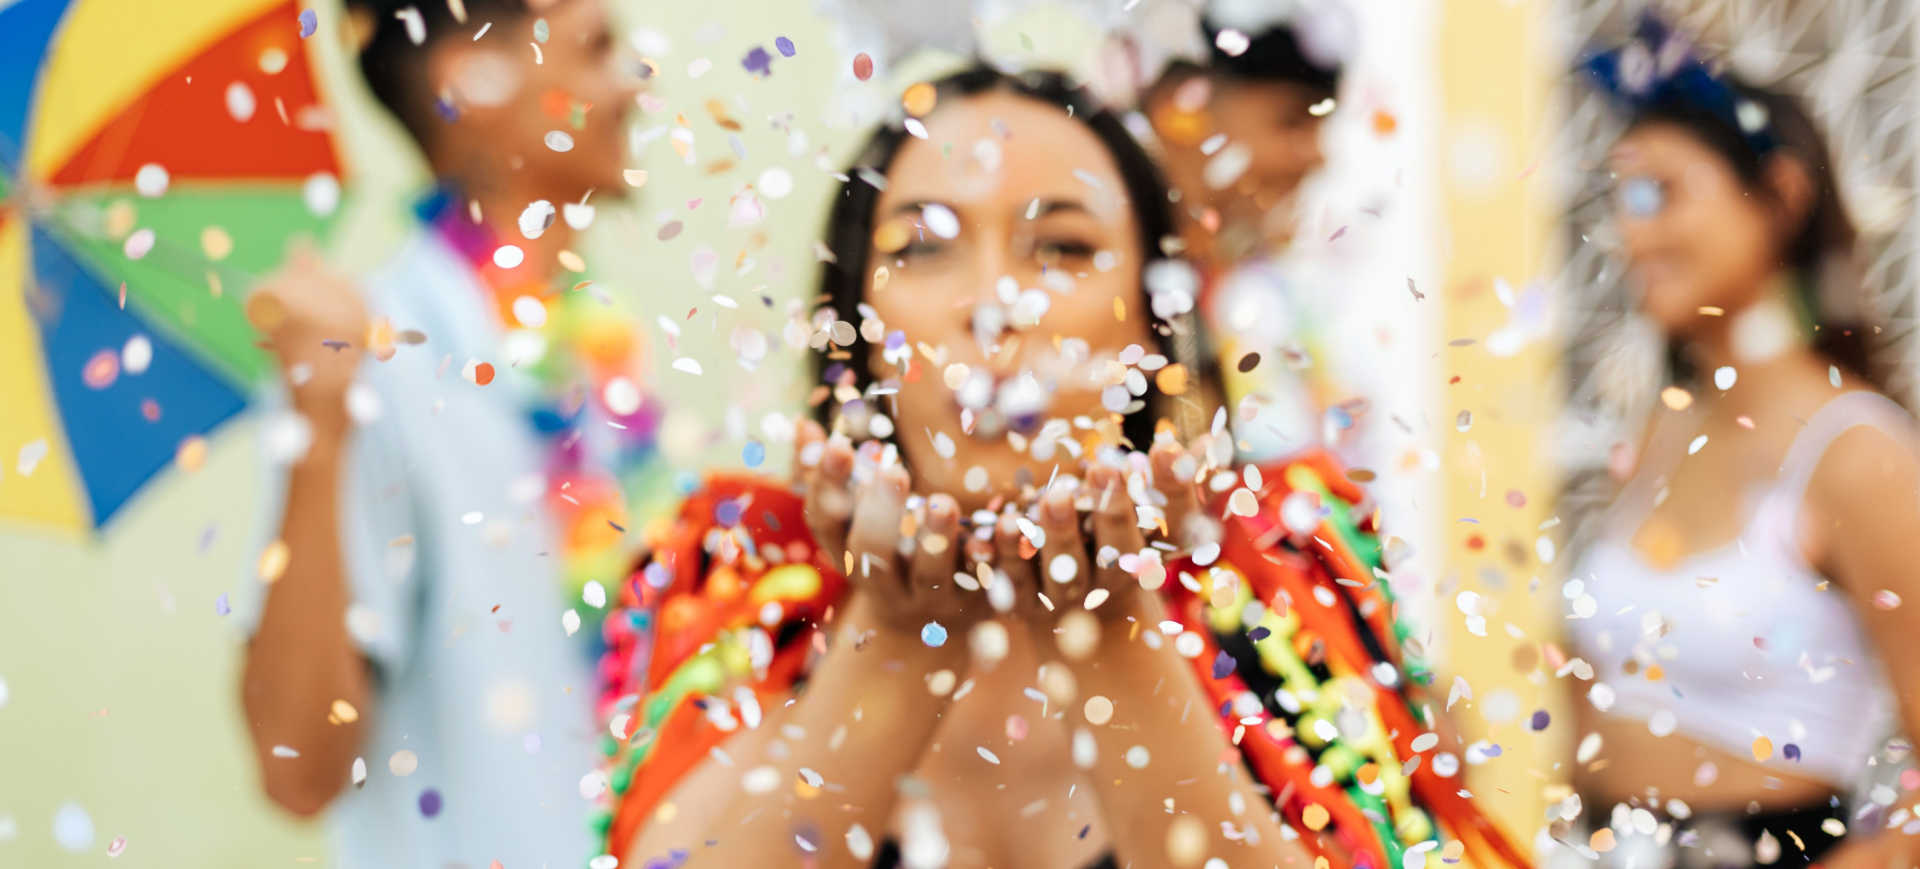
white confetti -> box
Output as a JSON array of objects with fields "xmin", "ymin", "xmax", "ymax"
[
  {"xmin": 976, "ymin": 746, "xmax": 1001, "ymax": 765},
  {"xmin": 123, "ymin": 228, "xmax": 155, "ymax": 260},
  {"xmin": 562, "ymin": 609, "xmax": 581, "ymax": 636},
  {"xmin": 134, "ymin": 164, "xmax": 169, "ymax": 197},
  {"xmin": 16, "ymin": 440, "xmax": 47, "ymax": 477},
  {"xmin": 583, "ymin": 580, "xmax": 607, "ymax": 608},
  {"xmin": 121, "ymin": 335, "xmax": 152, "ymax": 375},
  {"xmin": 544, "ymin": 130, "xmax": 574, "ymax": 152},
  {"xmin": 225, "ymin": 81, "xmax": 256, "ymax": 122},
  {"xmin": 303, "ymin": 173, "xmax": 341, "ymax": 217},
  {"xmin": 52, "ymin": 803, "xmax": 93, "ymax": 852},
  {"xmin": 493, "ymin": 245, "xmax": 525, "ymax": 268},
  {"xmin": 673, "ymin": 357, "xmax": 703, "ymax": 375}
]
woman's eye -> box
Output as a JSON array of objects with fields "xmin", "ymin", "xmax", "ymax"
[
  {"xmin": 1617, "ymin": 176, "xmax": 1666, "ymax": 219},
  {"xmin": 899, "ymin": 238, "xmax": 946, "ymax": 259},
  {"xmin": 1036, "ymin": 239, "xmax": 1096, "ymax": 263}
]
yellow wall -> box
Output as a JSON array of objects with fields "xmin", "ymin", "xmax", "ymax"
[{"xmin": 1438, "ymin": 0, "xmax": 1565, "ymax": 850}]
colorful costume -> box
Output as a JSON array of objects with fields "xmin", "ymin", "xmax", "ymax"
[
  {"xmin": 590, "ymin": 452, "xmax": 1526, "ymax": 869},
  {"xmin": 418, "ymin": 190, "xmax": 672, "ymax": 648}
]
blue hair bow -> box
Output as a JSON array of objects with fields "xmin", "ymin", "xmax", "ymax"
[{"xmin": 1580, "ymin": 11, "xmax": 1779, "ymax": 156}]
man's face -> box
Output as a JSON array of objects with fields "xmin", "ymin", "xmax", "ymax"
[{"xmin": 441, "ymin": 0, "xmax": 641, "ymax": 200}]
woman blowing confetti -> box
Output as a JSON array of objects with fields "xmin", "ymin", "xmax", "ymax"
[{"xmin": 589, "ymin": 67, "xmax": 1527, "ymax": 869}]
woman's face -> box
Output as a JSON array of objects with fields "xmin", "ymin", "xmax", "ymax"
[
  {"xmin": 1608, "ymin": 123, "xmax": 1781, "ymax": 335},
  {"xmin": 856, "ymin": 90, "xmax": 1157, "ymax": 509},
  {"xmin": 1151, "ymin": 76, "xmax": 1327, "ymax": 243}
]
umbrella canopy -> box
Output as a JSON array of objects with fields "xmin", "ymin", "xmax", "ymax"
[{"xmin": 0, "ymin": 0, "xmax": 342, "ymax": 531}]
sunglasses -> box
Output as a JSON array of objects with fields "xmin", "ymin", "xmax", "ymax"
[{"xmin": 1613, "ymin": 174, "xmax": 1667, "ymax": 219}]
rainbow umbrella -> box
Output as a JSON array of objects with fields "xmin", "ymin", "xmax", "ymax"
[{"xmin": 0, "ymin": 0, "xmax": 342, "ymax": 531}]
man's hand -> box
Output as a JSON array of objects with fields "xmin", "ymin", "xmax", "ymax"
[{"xmin": 247, "ymin": 246, "xmax": 372, "ymax": 431}]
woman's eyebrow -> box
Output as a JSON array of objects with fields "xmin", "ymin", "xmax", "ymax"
[
  {"xmin": 889, "ymin": 199, "xmax": 948, "ymax": 217},
  {"xmin": 1026, "ymin": 198, "xmax": 1091, "ymax": 218}
]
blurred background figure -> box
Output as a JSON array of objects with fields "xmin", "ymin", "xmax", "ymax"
[
  {"xmin": 237, "ymin": 0, "xmax": 650, "ymax": 865},
  {"xmin": 1545, "ymin": 11, "xmax": 1920, "ymax": 869},
  {"xmin": 1102, "ymin": 0, "xmax": 1369, "ymax": 464}
]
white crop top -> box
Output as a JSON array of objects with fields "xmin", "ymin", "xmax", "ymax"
[{"xmin": 1565, "ymin": 390, "xmax": 1906, "ymax": 786}]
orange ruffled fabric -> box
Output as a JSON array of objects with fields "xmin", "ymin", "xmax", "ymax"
[{"xmin": 592, "ymin": 454, "xmax": 1528, "ymax": 869}]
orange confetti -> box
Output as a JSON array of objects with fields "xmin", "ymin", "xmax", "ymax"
[
  {"xmin": 473, "ymin": 361, "xmax": 496, "ymax": 386},
  {"xmin": 368, "ymin": 317, "xmax": 397, "ymax": 362},
  {"xmin": 1371, "ymin": 109, "xmax": 1398, "ymax": 136},
  {"xmin": 258, "ymin": 540, "xmax": 291, "ymax": 583},
  {"xmin": 1302, "ymin": 803, "xmax": 1330, "ymax": 831},
  {"xmin": 1155, "ymin": 363, "xmax": 1189, "ymax": 396},
  {"xmin": 176, "ymin": 435, "xmax": 209, "ymax": 471},
  {"xmin": 1590, "ymin": 829, "xmax": 1616, "ymax": 852},
  {"xmin": 1752, "ymin": 736, "xmax": 1774, "ymax": 761},
  {"xmin": 902, "ymin": 81, "xmax": 937, "ymax": 117}
]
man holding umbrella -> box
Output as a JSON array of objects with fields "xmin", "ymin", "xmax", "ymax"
[{"xmin": 237, "ymin": 0, "xmax": 645, "ymax": 865}]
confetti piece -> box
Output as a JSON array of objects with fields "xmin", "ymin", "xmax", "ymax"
[
  {"xmin": 1714, "ymin": 366, "xmax": 1737, "ymax": 390},
  {"xmin": 1528, "ymin": 709, "xmax": 1550, "ymax": 731},
  {"xmin": 258, "ymin": 540, "xmax": 291, "ymax": 582},
  {"xmin": 775, "ymin": 36, "xmax": 795, "ymax": 57},
  {"xmin": 742, "ymin": 46, "xmax": 772, "ymax": 76},
  {"xmin": 852, "ymin": 53, "xmax": 873, "ymax": 81},
  {"xmin": 1661, "ymin": 386, "xmax": 1693, "ymax": 410},
  {"xmin": 1166, "ymin": 815, "xmax": 1207, "ymax": 866},
  {"xmin": 1589, "ymin": 828, "xmax": 1615, "ymax": 852},
  {"xmin": 52, "ymin": 803, "xmax": 92, "ymax": 852},
  {"xmin": 902, "ymin": 82, "xmax": 936, "ymax": 117},
  {"xmin": 672, "ymin": 357, "xmax": 703, "ymax": 375},
  {"xmin": 921, "ymin": 621, "xmax": 947, "ymax": 647},
  {"xmin": 1873, "ymin": 590, "xmax": 1902, "ymax": 610},
  {"xmin": 81, "ymin": 349, "xmax": 120, "ymax": 389},
  {"xmin": 1083, "ymin": 695, "xmax": 1113, "ymax": 725},
  {"xmin": 470, "ymin": 361, "xmax": 495, "ymax": 386},
  {"xmin": 107, "ymin": 835, "xmax": 126, "ymax": 857},
  {"xmin": 1236, "ymin": 352, "xmax": 1260, "ymax": 373},
  {"xmin": 214, "ymin": 593, "xmax": 230, "ymax": 616},
  {"xmin": 390, "ymin": 750, "xmax": 419, "ymax": 776},
  {"xmin": 1752, "ymin": 736, "xmax": 1773, "ymax": 761},
  {"xmin": 1302, "ymin": 803, "xmax": 1330, "ymax": 831},
  {"xmin": 976, "ymin": 746, "xmax": 1001, "ymax": 764},
  {"xmin": 271, "ymin": 745, "xmax": 300, "ymax": 758},
  {"xmin": 418, "ymin": 788, "xmax": 443, "ymax": 818},
  {"xmin": 298, "ymin": 8, "xmax": 317, "ymax": 37}
]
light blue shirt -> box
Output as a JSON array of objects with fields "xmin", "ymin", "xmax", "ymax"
[{"xmin": 244, "ymin": 230, "xmax": 599, "ymax": 868}]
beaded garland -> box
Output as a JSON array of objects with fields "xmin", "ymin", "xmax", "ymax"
[{"xmin": 419, "ymin": 189, "xmax": 670, "ymax": 648}]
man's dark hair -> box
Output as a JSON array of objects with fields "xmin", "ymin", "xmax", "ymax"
[
  {"xmin": 346, "ymin": 0, "xmax": 533, "ymax": 147},
  {"xmin": 1200, "ymin": 20, "xmax": 1341, "ymax": 96}
]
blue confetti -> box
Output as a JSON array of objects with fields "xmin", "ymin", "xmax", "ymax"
[
  {"xmin": 1528, "ymin": 710, "xmax": 1551, "ymax": 731},
  {"xmin": 1783, "ymin": 743, "xmax": 1802, "ymax": 761},
  {"xmin": 921, "ymin": 621, "xmax": 947, "ymax": 648},
  {"xmin": 215, "ymin": 593, "xmax": 230, "ymax": 616},
  {"xmin": 1212, "ymin": 650, "xmax": 1235, "ymax": 679},
  {"xmin": 714, "ymin": 499, "xmax": 744, "ymax": 528},
  {"xmin": 742, "ymin": 440, "xmax": 765, "ymax": 468},
  {"xmin": 742, "ymin": 46, "xmax": 773, "ymax": 76},
  {"xmin": 418, "ymin": 788, "xmax": 443, "ymax": 818},
  {"xmin": 298, "ymin": 8, "xmax": 317, "ymax": 38},
  {"xmin": 775, "ymin": 36, "xmax": 796, "ymax": 57},
  {"xmin": 1248, "ymin": 626, "xmax": 1270, "ymax": 641},
  {"xmin": 644, "ymin": 562, "xmax": 672, "ymax": 589}
]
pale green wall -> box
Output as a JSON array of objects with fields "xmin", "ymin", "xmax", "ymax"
[{"xmin": 0, "ymin": 1, "xmax": 1099, "ymax": 864}]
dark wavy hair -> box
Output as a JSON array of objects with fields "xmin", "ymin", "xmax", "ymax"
[
  {"xmin": 1628, "ymin": 77, "xmax": 1881, "ymax": 391},
  {"xmin": 346, "ymin": 0, "xmax": 534, "ymax": 148},
  {"xmin": 810, "ymin": 65, "xmax": 1217, "ymax": 453}
]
